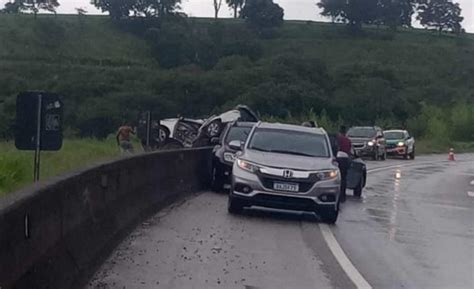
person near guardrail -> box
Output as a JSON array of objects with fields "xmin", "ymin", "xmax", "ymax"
[
  {"xmin": 336, "ymin": 125, "xmax": 352, "ymax": 203},
  {"xmin": 116, "ymin": 121, "xmax": 135, "ymax": 155}
]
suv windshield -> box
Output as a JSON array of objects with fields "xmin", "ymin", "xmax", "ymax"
[
  {"xmin": 347, "ymin": 128, "xmax": 377, "ymax": 138},
  {"xmin": 225, "ymin": 126, "xmax": 251, "ymax": 144},
  {"xmin": 248, "ymin": 129, "xmax": 329, "ymax": 158},
  {"xmin": 384, "ymin": 131, "xmax": 405, "ymax": 139}
]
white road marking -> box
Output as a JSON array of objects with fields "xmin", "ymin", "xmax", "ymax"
[
  {"xmin": 319, "ymin": 224, "xmax": 372, "ymax": 289},
  {"xmin": 317, "ymin": 160, "xmax": 448, "ymax": 289},
  {"xmin": 454, "ymin": 173, "xmax": 474, "ymax": 177},
  {"xmin": 468, "ymin": 191, "xmax": 474, "ymax": 197},
  {"xmin": 470, "ymin": 180, "xmax": 474, "ymax": 186}
]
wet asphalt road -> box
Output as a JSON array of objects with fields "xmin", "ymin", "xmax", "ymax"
[{"xmin": 87, "ymin": 154, "xmax": 474, "ymax": 289}]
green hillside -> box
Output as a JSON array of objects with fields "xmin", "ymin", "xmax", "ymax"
[{"xmin": 0, "ymin": 14, "xmax": 473, "ymax": 141}]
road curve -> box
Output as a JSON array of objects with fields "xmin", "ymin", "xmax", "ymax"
[{"xmin": 86, "ymin": 154, "xmax": 474, "ymax": 289}]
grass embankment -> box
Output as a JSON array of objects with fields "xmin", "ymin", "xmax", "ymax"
[
  {"xmin": 1, "ymin": 14, "xmax": 473, "ymax": 131},
  {"xmin": 415, "ymin": 140, "xmax": 474, "ymax": 154},
  {"xmin": 0, "ymin": 138, "xmax": 142, "ymax": 196}
]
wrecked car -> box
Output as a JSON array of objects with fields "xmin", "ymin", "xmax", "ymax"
[{"xmin": 140, "ymin": 105, "xmax": 259, "ymax": 150}]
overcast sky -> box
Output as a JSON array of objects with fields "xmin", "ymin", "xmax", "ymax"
[{"xmin": 1, "ymin": 0, "xmax": 473, "ymax": 32}]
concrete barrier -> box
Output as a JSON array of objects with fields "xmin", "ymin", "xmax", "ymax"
[{"xmin": 0, "ymin": 148, "xmax": 212, "ymax": 289}]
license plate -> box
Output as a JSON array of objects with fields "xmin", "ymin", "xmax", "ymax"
[{"xmin": 273, "ymin": 182, "xmax": 299, "ymax": 192}]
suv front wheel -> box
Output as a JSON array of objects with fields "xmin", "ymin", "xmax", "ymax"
[{"xmin": 319, "ymin": 204, "xmax": 339, "ymax": 224}]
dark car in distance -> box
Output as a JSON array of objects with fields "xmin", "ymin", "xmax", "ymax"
[
  {"xmin": 211, "ymin": 121, "xmax": 255, "ymax": 191},
  {"xmin": 347, "ymin": 126, "xmax": 386, "ymax": 161}
]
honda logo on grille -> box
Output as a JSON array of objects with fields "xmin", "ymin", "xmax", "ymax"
[{"xmin": 283, "ymin": 170, "xmax": 293, "ymax": 178}]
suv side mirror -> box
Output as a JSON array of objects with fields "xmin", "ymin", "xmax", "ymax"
[
  {"xmin": 229, "ymin": 140, "xmax": 243, "ymax": 151},
  {"xmin": 210, "ymin": 137, "xmax": 220, "ymax": 145}
]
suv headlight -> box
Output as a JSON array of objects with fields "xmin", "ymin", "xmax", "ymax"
[
  {"xmin": 236, "ymin": 159, "xmax": 260, "ymax": 173},
  {"xmin": 367, "ymin": 141, "xmax": 375, "ymax": 146},
  {"xmin": 317, "ymin": 170, "xmax": 339, "ymax": 180},
  {"xmin": 224, "ymin": 152, "xmax": 236, "ymax": 162},
  {"xmin": 397, "ymin": 141, "xmax": 405, "ymax": 147}
]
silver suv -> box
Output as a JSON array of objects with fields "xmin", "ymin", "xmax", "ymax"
[{"xmin": 228, "ymin": 122, "xmax": 341, "ymax": 223}]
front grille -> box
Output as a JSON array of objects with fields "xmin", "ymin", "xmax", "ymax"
[
  {"xmin": 252, "ymin": 194, "xmax": 316, "ymax": 209},
  {"xmin": 386, "ymin": 144, "xmax": 397, "ymax": 149},
  {"xmin": 353, "ymin": 143, "xmax": 365, "ymax": 149},
  {"xmin": 259, "ymin": 176, "xmax": 316, "ymax": 193}
]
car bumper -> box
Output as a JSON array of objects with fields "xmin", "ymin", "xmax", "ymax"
[
  {"xmin": 231, "ymin": 166, "xmax": 340, "ymax": 212},
  {"xmin": 386, "ymin": 146, "xmax": 406, "ymax": 155},
  {"xmin": 354, "ymin": 146, "xmax": 377, "ymax": 156}
]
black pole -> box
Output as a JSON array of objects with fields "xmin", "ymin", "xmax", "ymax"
[
  {"xmin": 34, "ymin": 94, "xmax": 42, "ymax": 182},
  {"xmin": 146, "ymin": 111, "xmax": 151, "ymax": 151}
]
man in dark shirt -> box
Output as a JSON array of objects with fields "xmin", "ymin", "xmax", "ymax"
[{"xmin": 336, "ymin": 125, "xmax": 352, "ymax": 203}]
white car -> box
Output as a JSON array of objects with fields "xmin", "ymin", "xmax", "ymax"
[
  {"xmin": 159, "ymin": 105, "xmax": 259, "ymax": 149},
  {"xmin": 384, "ymin": 130, "xmax": 415, "ymax": 159}
]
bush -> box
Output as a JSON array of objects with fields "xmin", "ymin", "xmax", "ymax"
[
  {"xmin": 450, "ymin": 102, "xmax": 474, "ymax": 141},
  {"xmin": 222, "ymin": 40, "xmax": 263, "ymax": 61},
  {"xmin": 214, "ymin": 56, "xmax": 253, "ymax": 71},
  {"xmin": 146, "ymin": 22, "xmax": 193, "ymax": 68},
  {"xmin": 0, "ymin": 152, "xmax": 29, "ymax": 195}
]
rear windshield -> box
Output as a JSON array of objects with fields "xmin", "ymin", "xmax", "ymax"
[
  {"xmin": 384, "ymin": 131, "xmax": 405, "ymax": 139},
  {"xmin": 248, "ymin": 128, "xmax": 329, "ymax": 158},
  {"xmin": 347, "ymin": 127, "xmax": 377, "ymax": 138},
  {"xmin": 225, "ymin": 126, "xmax": 252, "ymax": 144}
]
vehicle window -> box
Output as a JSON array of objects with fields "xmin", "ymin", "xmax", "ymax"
[
  {"xmin": 347, "ymin": 128, "xmax": 377, "ymax": 138},
  {"xmin": 225, "ymin": 126, "xmax": 251, "ymax": 144},
  {"xmin": 238, "ymin": 109, "xmax": 258, "ymax": 122},
  {"xmin": 384, "ymin": 131, "xmax": 405, "ymax": 139},
  {"xmin": 248, "ymin": 129, "xmax": 329, "ymax": 158}
]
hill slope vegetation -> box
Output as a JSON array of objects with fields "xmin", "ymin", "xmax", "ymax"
[{"xmin": 0, "ymin": 14, "xmax": 473, "ymax": 142}]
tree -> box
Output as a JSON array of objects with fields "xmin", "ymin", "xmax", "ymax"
[
  {"xmin": 318, "ymin": 0, "xmax": 417, "ymax": 32},
  {"xmin": 140, "ymin": 0, "xmax": 181, "ymax": 17},
  {"xmin": 241, "ymin": 0, "xmax": 284, "ymax": 30},
  {"xmin": 317, "ymin": 0, "xmax": 379, "ymax": 32},
  {"xmin": 376, "ymin": 0, "xmax": 416, "ymax": 29},
  {"xmin": 213, "ymin": 0, "xmax": 223, "ymax": 18},
  {"xmin": 417, "ymin": 0, "xmax": 463, "ymax": 34},
  {"xmin": 26, "ymin": 0, "xmax": 60, "ymax": 16},
  {"xmin": 1, "ymin": 0, "xmax": 59, "ymax": 16},
  {"xmin": 91, "ymin": 0, "xmax": 135, "ymax": 19},
  {"xmin": 317, "ymin": 0, "xmax": 345, "ymax": 23},
  {"xmin": 226, "ymin": 0, "xmax": 244, "ymax": 18},
  {"xmin": 92, "ymin": 0, "xmax": 181, "ymax": 19},
  {"xmin": 1, "ymin": 0, "xmax": 24, "ymax": 13}
]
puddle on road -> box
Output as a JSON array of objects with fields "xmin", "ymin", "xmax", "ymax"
[{"xmin": 365, "ymin": 208, "xmax": 391, "ymax": 219}]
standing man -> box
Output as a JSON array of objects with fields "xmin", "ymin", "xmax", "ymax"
[
  {"xmin": 116, "ymin": 121, "xmax": 135, "ymax": 155},
  {"xmin": 336, "ymin": 125, "xmax": 352, "ymax": 203}
]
